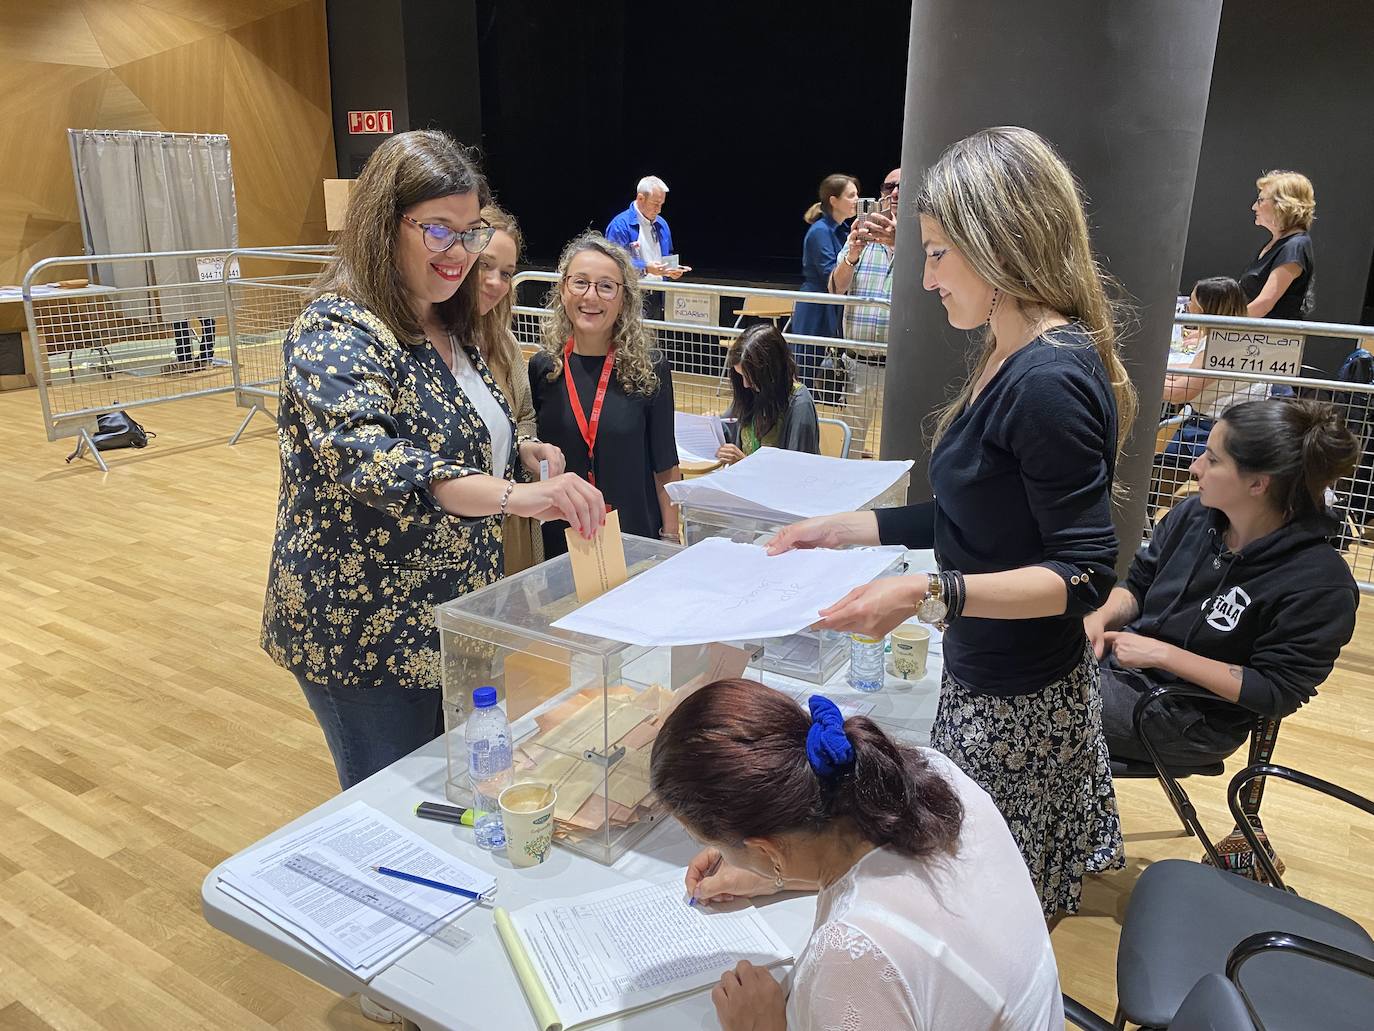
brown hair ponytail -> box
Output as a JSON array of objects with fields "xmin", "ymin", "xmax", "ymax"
[
  {"xmin": 1219, "ymin": 399, "xmax": 1360, "ymax": 521},
  {"xmin": 804, "ymin": 174, "xmax": 858, "ymax": 225},
  {"xmin": 650, "ymin": 679, "xmax": 963, "ymax": 857}
]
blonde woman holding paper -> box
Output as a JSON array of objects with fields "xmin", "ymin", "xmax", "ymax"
[{"xmin": 768, "ymin": 127, "xmax": 1133, "ymax": 918}]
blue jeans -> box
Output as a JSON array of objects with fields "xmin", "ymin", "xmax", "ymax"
[
  {"xmin": 295, "ymin": 674, "xmax": 444, "ymax": 790},
  {"xmin": 1160, "ymin": 416, "xmax": 1214, "ymax": 467}
]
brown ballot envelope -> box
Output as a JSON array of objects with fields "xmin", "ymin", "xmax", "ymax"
[{"xmin": 565, "ymin": 510, "xmax": 629, "ymax": 603}]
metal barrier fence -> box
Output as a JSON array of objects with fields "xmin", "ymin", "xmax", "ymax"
[
  {"xmin": 222, "ymin": 248, "xmax": 337, "ymax": 443},
  {"xmin": 1151, "ymin": 310, "xmax": 1374, "ymax": 591},
  {"xmin": 23, "ymin": 245, "xmax": 331, "ymax": 469},
  {"xmin": 511, "ymin": 271, "xmax": 891, "ymax": 457}
]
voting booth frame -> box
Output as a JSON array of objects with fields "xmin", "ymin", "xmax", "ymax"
[{"xmin": 20, "ymin": 248, "xmax": 1374, "ymax": 592}]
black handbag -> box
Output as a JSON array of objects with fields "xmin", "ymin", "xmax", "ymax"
[{"xmin": 66, "ymin": 410, "xmax": 154, "ymax": 462}]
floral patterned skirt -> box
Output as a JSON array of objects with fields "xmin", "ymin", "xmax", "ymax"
[{"xmin": 932, "ymin": 645, "xmax": 1125, "ymax": 917}]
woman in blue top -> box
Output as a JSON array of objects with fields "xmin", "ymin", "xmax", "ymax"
[
  {"xmin": 770, "ymin": 127, "xmax": 1138, "ymax": 917},
  {"xmin": 791, "ymin": 174, "xmax": 858, "ymax": 387}
]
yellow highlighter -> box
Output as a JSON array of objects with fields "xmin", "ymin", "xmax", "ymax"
[{"xmin": 415, "ymin": 801, "xmax": 481, "ymax": 827}]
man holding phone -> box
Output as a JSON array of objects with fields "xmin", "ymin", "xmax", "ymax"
[{"xmin": 827, "ymin": 166, "xmax": 899, "ymax": 456}]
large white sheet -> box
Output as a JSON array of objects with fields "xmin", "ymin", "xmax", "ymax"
[
  {"xmin": 664, "ymin": 447, "xmax": 912, "ymax": 521},
  {"xmin": 551, "ymin": 537, "xmax": 905, "ymax": 646}
]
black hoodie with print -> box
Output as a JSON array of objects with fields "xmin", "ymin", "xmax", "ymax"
[{"xmin": 1115, "ymin": 496, "xmax": 1359, "ymax": 733}]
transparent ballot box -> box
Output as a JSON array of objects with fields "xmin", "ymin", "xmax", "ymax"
[
  {"xmin": 678, "ymin": 469, "xmax": 910, "ymax": 683},
  {"xmin": 435, "ymin": 534, "xmax": 740, "ymax": 865}
]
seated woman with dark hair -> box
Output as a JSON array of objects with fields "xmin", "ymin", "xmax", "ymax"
[
  {"xmin": 650, "ymin": 679, "xmax": 1062, "ymax": 1031},
  {"xmin": 715, "ymin": 324, "xmax": 819, "ymax": 465},
  {"xmin": 1090, "ymin": 398, "xmax": 1361, "ymax": 767}
]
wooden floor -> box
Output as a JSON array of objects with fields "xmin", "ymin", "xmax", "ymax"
[{"xmin": 1, "ymin": 388, "xmax": 1371, "ymax": 1029}]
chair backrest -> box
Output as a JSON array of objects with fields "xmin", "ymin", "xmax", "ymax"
[
  {"xmin": 1170, "ymin": 974, "xmax": 1257, "ymax": 1031},
  {"xmin": 736, "ymin": 295, "xmax": 795, "ymax": 318},
  {"xmin": 1154, "ymin": 413, "xmax": 1187, "ymax": 454},
  {"xmin": 818, "ymin": 416, "xmax": 851, "ymax": 459}
]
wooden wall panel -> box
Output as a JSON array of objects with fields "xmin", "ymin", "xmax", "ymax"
[{"xmin": 0, "ymin": 0, "xmax": 336, "ymax": 285}]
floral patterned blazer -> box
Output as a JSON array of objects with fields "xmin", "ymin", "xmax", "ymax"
[{"xmin": 261, "ymin": 293, "xmax": 518, "ymax": 691}]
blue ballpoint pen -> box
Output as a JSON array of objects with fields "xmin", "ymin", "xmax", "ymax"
[
  {"xmin": 373, "ymin": 865, "xmax": 494, "ymax": 903},
  {"xmin": 686, "ymin": 853, "xmax": 725, "ymax": 907}
]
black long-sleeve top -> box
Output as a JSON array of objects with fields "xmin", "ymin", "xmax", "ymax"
[{"xmin": 875, "ymin": 328, "xmax": 1120, "ymax": 695}]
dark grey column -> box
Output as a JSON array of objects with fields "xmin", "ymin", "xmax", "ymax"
[
  {"xmin": 882, "ymin": 0, "xmax": 1222, "ymax": 575},
  {"xmin": 326, "ymin": 1, "xmax": 482, "ymax": 178}
]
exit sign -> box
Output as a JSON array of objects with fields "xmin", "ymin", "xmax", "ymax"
[{"xmin": 347, "ymin": 110, "xmax": 394, "ymax": 134}]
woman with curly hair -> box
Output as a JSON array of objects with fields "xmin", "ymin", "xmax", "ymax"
[{"xmin": 530, "ymin": 232, "xmax": 681, "ymax": 556}]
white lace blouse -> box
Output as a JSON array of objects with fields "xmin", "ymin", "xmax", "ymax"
[{"xmin": 786, "ymin": 750, "xmax": 1063, "ymax": 1030}]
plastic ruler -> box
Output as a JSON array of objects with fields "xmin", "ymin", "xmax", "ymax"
[{"xmin": 284, "ymin": 853, "xmax": 475, "ymax": 951}]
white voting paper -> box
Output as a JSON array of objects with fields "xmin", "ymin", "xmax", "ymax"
[
  {"xmin": 216, "ymin": 801, "xmax": 494, "ymax": 979},
  {"xmin": 665, "ymin": 446, "xmax": 912, "ymax": 520},
  {"xmin": 511, "ymin": 879, "xmax": 791, "ymax": 1029},
  {"xmin": 674, "ymin": 411, "xmax": 726, "ymax": 463},
  {"xmin": 552, "ymin": 537, "xmax": 905, "ymax": 646}
]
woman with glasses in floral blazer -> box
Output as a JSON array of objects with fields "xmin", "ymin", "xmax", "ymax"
[{"xmin": 261, "ymin": 131, "xmax": 603, "ymax": 789}]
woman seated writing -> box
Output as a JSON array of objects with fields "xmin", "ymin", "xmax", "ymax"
[
  {"xmin": 651, "ymin": 679, "xmax": 1063, "ymax": 1031},
  {"xmin": 715, "ymin": 324, "xmax": 820, "ymax": 465},
  {"xmin": 1089, "ymin": 398, "xmax": 1360, "ymax": 767}
]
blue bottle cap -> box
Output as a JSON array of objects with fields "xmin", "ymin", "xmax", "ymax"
[{"xmin": 472, "ymin": 686, "xmax": 498, "ymax": 708}]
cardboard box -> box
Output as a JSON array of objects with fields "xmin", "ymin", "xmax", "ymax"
[{"xmin": 323, "ymin": 179, "xmax": 354, "ymax": 232}]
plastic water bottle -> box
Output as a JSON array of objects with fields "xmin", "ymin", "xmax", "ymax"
[
  {"xmin": 466, "ymin": 686, "xmax": 512, "ymax": 850},
  {"xmin": 848, "ymin": 634, "xmax": 886, "ymax": 692}
]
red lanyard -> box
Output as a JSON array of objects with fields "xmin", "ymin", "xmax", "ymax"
[{"xmin": 563, "ymin": 337, "xmax": 616, "ymax": 486}]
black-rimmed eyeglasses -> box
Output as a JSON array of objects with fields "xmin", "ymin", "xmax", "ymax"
[
  {"xmin": 401, "ymin": 215, "xmax": 496, "ymax": 254},
  {"xmin": 880, "ymin": 180, "xmax": 900, "ymax": 195},
  {"xmin": 564, "ymin": 275, "xmax": 624, "ymax": 300}
]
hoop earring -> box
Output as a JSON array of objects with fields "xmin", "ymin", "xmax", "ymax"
[{"xmin": 983, "ymin": 287, "xmax": 1001, "ymax": 326}]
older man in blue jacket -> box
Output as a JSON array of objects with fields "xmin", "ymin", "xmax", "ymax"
[{"xmin": 605, "ymin": 175, "xmax": 686, "ymax": 318}]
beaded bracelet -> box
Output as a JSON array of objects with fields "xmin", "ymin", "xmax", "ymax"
[
  {"xmin": 947, "ymin": 569, "xmax": 967, "ymax": 621},
  {"xmin": 498, "ymin": 480, "xmax": 515, "ymax": 519}
]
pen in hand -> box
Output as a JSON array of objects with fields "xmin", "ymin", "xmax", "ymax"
[{"xmin": 686, "ymin": 853, "xmax": 725, "ymax": 907}]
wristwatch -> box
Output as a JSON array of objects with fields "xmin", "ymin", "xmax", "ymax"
[{"xmin": 915, "ymin": 573, "xmax": 947, "ymax": 625}]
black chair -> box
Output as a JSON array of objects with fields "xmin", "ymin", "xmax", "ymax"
[
  {"xmin": 1110, "ymin": 683, "xmax": 1283, "ymax": 876},
  {"xmin": 1067, "ymin": 974, "xmax": 1257, "ymax": 1031},
  {"xmin": 1113, "ymin": 763, "xmax": 1374, "ymax": 1030}
]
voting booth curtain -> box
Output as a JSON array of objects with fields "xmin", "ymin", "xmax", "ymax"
[{"xmin": 67, "ymin": 129, "xmax": 238, "ymax": 318}]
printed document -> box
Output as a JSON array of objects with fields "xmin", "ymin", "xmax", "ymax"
[
  {"xmin": 216, "ymin": 801, "xmax": 495, "ymax": 979},
  {"xmin": 495, "ymin": 879, "xmax": 792, "ymax": 1031},
  {"xmin": 674, "ymin": 412, "xmax": 726, "ymax": 463},
  {"xmin": 551, "ymin": 537, "xmax": 904, "ymax": 646},
  {"xmin": 665, "ymin": 446, "xmax": 911, "ymax": 520}
]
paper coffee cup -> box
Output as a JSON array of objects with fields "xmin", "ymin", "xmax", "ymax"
[
  {"xmin": 888, "ymin": 624, "xmax": 930, "ymax": 680},
  {"xmin": 499, "ymin": 782, "xmax": 557, "ymax": 867}
]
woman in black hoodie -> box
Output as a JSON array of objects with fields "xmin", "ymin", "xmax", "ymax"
[{"xmin": 1087, "ymin": 398, "xmax": 1361, "ymax": 765}]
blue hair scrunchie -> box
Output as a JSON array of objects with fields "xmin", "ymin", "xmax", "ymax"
[{"xmin": 805, "ymin": 695, "xmax": 855, "ymax": 779}]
